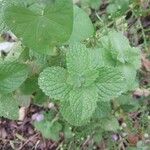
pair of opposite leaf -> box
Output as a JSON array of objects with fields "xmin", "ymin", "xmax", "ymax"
[
  {"xmin": 98, "ymin": 31, "xmax": 141, "ymax": 91},
  {"xmin": 38, "ymin": 44, "xmax": 126, "ymax": 126}
]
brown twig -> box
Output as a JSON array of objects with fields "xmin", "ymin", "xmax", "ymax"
[{"xmin": 18, "ymin": 133, "xmax": 38, "ymax": 150}]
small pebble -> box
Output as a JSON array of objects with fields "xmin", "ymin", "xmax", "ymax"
[
  {"xmin": 122, "ymin": 123, "xmax": 127, "ymax": 128},
  {"xmin": 122, "ymin": 132, "xmax": 128, "ymax": 137},
  {"xmin": 144, "ymin": 133, "xmax": 149, "ymax": 138},
  {"xmin": 48, "ymin": 103, "xmax": 55, "ymax": 109}
]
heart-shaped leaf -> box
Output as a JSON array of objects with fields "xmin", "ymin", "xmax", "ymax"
[{"xmin": 4, "ymin": 0, "xmax": 73, "ymax": 54}]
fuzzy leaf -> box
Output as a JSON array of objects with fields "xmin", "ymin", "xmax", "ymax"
[
  {"xmin": 100, "ymin": 31, "xmax": 130, "ymax": 64},
  {"xmin": 107, "ymin": 0, "xmax": 130, "ymax": 17},
  {"xmin": 100, "ymin": 31, "xmax": 141, "ymax": 67},
  {"xmin": 0, "ymin": 62, "xmax": 28, "ymax": 93},
  {"xmin": 101, "ymin": 116, "xmax": 119, "ymax": 131},
  {"xmin": 38, "ymin": 67, "xmax": 71, "ymax": 100},
  {"xmin": 118, "ymin": 64, "xmax": 138, "ymax": 91},
  {"xmin": 63, "ymin": 125, "xmax": 73, "ymax": 139},
  {"xmin": 34, "ymin": 111, "xmax": 62, "ymax": 141},
  {"xmin": 34, "ymin": 120, "xmax": 62, "ymax": 141},
  {"xmin": 67, "ymin": 44, "xmax": 103, "ymax": 74},
  {"xmin": 67, "ymin": 44, "xmax": 92, "ymax": 74},
  {"xmin": 94, "ymin": 101, "xmax": 111, "ymax": 118},
  {"xmin": 4, "ymin": 0, "xmax": 73, "ymax": 53},
  {"xmin": 109, "ymin": 31, "xmax": 130, "ymax": 63},
  {"xmin": 0, "ymin": 94, "xmax": 19, "ymax": 120},
  {"xmin": 66, "ymin": 44, "xmax": 103, "ymax": 87},
  {"xmin": 98, "ymin": 31, "xmax": 141, "ymax": 92},
  {"xmin": 125, "ymin": 47, "xmax": 141, "ymax": 70},
  {"xmin": 116, "ymin": 94, "xmax": 140, "ymax": 112},
  {"xmin": 61, "ymin": 87, "xmax": 98, "ymax": 126},
  {"xmin": 96, "ymin": 67, "xmax": 125, "ymax": 101}
]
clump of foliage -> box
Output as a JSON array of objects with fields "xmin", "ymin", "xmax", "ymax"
[{"xmin": 0, "ymin": 0, "xmax": 149, "ymax": 149}]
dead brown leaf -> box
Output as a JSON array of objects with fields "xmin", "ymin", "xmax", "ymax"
[
  {"xmin": 127, "ymin": 134, "xmax": 140, "ymax": 146},
  {"xmin": 133, "ymin": 88, "xmax": 150, "ymax": 97},
  {"xmin": 142, "ymin": 54, "xmax": 150, "ymax": 71}
]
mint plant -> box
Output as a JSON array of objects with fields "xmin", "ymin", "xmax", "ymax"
[
  {"xmin": 0, "ymin": 0, "xmax": 143, "ymax": 146},
  {"xmin": 38, "ymin": 44, "xmax": 126, "ymax": 126},
  {"xmin": 97, "ymin": 31, "xmax": 141, "ymax": 90},
  {"xmin": 34, "ymin": 111, "xmax": 62, "ymax": 141}
]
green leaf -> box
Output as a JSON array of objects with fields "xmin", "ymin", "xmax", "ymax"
[
  {"xmin": 99, "ymin": 31, "xmax": 141, "ymax": 67},
  {"xmin": 38, "ymin": 66, "xmax": 71, "ymax": 100},
  {"xmin": 66, "ymin": 44, "xmax": 103, "ymax": 88},
  {"xmin": 48, "ymin": 122, "xmax": 62, "ymax": 141},
  {"xmin": 94, "ymin": 101, "xmax": 111, "ymax": 119},
  {"xmin": 34, "ymin": 120, "xmax": 62, "ymax": 141},
  {"xmin": 4, "ymin": 42, "xmax": 24, "ymax": 61},
  {"xmin": 101, "ymin": 116, "xmax": 119, "ymax": 131},
  {"xmin": 116, "ymin": 94, "xmax": 140, "ymax": 112},
  {"xmin": 100, "ymin": 31, "xmax": 130, "ymax": 64},
  {"xmin": 0, "ymin": 11, "xmax": 5, "ymax": 33},
  {"xmin": 0, "ymin": 0, "xmax": 39, "ymax": 33},
  {"xmin": 118, "ymin": 64, "xmax": 138, "ymax": 91},
  {"xmin": 33, "ymin": 89, "xmax": 48, "ymax": 105},
  {"xmin": 4, "ymin": 0, "xmax": 73, "ymax": 53},
  {"xmin": 98, "ymin": 31, "xmax": 141, "ymax": 91},
  {"xmin": 81, "ymin": 0, "xmax": 102, "ymax": 10},
  {"xmin": 93, "ymin": 131, "xmax": 103, "ymax": 144},
  {"xmin": 0, "ymin": 62, "xmax": 28, "ymax": 93},
  {"xmin": 108, "ymin": 31, "xmax": 130, "ymax": 63},
  {"xmin": 96, "ymin": 67, "xmax": 125, "ymax": 101},
  {"xmin": 20, "ymin": 75, "xmax": 39, "ymax": 95},
  {"xmin": 68, "ymin": 5, "xmax": 94, "ymax": 43},
  {"xmin": 61, "ymin": 87, "xmax": 98, "ymax": 126},
  {"xmin": 29, "ymin": 50, "xmax": 49, "ymax": 65},
  {"xmin": 96, "ymin": 47, "xmax": 116, "ymax": 67},
  {"xmin": 125, "ymin": 47, "xmax": 141, "ymax": 70},
  {"xmin": 107, "ymin": 0, "xmax": 130, "ymax": 17},
  {"xmin": 15, "ymin": 94, "xmax": 31, "ymax": 108},
  {"xmin": 67, "ymin": 70, "xmax": 99, "ymax": 88},
  {"xmin": 63, "ymin": 125, "xmax": 73, "ymax": 139},
  {"xmin": 0, "ymin": 94, "xmax": 19, "ymax": 120},
  {"xmin": 0, "ymin": 0, "xmax": 7, "ymax": 33},
  {"xmin": 67, "ymin": 44, "xmax": 102, "ymax": 74},
  {"xmin": 15, "ymin": 89, "xmax": 31, "ymax": 107}
]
